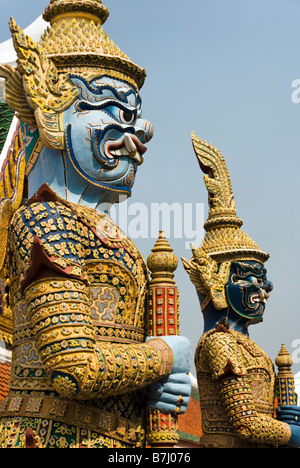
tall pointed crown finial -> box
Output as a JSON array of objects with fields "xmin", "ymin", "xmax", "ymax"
[
  {"xmin": 275, "ymin": 344, "xmax": 294, "ymax": 370},
  {"xmin": 190, "ymin": 132, "xmax": 269, "ymax": 264},
  {"xmin": 182, "ymin": 133, "xmax": 269, "ymax": 309}
]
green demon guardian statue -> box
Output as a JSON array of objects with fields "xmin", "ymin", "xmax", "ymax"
[
  {"xmin": 0, "ymin": 0, "xmax": 191, "ymax": 448},
  {"xmin": 183, "ymin": 132, "xmax": 300, "ymax": 448}
]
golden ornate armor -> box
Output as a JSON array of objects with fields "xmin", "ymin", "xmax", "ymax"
[
  {"xmin": 196, "ymin": 325, "xmax": 291, "ymax": 448},
  {"xmin": 0, "ymin": 186, "xmax": 173, "ymax": 448}
]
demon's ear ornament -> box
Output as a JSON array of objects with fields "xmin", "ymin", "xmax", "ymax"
[
  {"xmin": 182, "ymin": 132, "xmax": 269, "ymax": 311},
  {"xmin": 0, "ymin": 18, "xmax": 78, "ymax": 150},
  {"xmin": 0, "ymin": 18, "xmax": 78, "ymax": 275},
  {"xmin": 182, "ymin": 250, "xmax": 231, "ymax": 310}
]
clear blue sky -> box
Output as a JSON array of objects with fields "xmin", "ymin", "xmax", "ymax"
[{"xmin": 1, "ymin": 0, "xmax": 300, "ymax": 375}]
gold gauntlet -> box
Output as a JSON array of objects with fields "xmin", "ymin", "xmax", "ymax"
[
  {"xmin": 218, "ymin": 375, "xmax": 291, "ymax": 445},
  {"xmin": 25, "ymin": 277, "xmax": 173, "ymax": 400}
]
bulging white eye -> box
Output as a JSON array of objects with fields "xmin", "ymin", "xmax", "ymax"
[
  {"xmin": 248, "ymin": 276, "xmax": 263, "ymax": 286},
  {"xmin": 120, "ymin": 109, "xmax": 135, "ymax": 124}
]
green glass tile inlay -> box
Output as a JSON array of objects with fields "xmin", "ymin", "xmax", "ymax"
[{"xmin": 0, "ymin": 103, "xmax": 15, "ymax": 153}]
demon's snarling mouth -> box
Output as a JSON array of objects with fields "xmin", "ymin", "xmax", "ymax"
[{"xmin": 104, "ymin": 133, "xmax": 147, "ymax": 166}]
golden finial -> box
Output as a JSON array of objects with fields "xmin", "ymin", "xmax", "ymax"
[
  {"xmin": 147, "ymin": 231, "xmax": 178, "ymax": 286},
  {"xmin": 43, "ymin": 0, "xmax": 109, "ymax": 25}
]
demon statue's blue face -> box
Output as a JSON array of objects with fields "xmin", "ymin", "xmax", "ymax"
[
  {"xmin": 197, "ymin": 260, "xmax": 273, "ymax": 334},
  {"xmin": 26, "ymin": 75, "xmax": 154, "ymax": 210},
  {"xmin": 225, "ymin": 261, "xmax": 273, "ymax": 325},
  {"xmin": 62, "ymin": 75, "xmax": 154, "ymax": 204}
]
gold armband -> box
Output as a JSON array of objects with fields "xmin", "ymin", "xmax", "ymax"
[{"xmin": 25, "ymin": 277, "xmax": 173, "ymax": 400}]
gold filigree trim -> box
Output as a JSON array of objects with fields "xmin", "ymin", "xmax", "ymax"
[{"xmin": 0, "ymin": 394, "xmax": 144, "ymax": 446}]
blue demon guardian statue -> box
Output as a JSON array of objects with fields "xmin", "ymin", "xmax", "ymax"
[{"xmin": 183, "ymin": 133, "xmax": 300, "ymax": 448}]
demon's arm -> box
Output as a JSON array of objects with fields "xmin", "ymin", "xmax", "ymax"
[
  {"xmin": 198, "ymin": 328, "xmax": 291, "ymax": 446},
  {"xmin": 217, "ymin": 374, "xmax": 290, "ymax": 446},
  {"xmin": 25, "ymin": 275, "xmax": 172, "ymax": 399}
]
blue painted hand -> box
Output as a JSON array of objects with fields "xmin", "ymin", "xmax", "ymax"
[
  {"xmin": 277, "ymin": 405, "xmax": 300, "ymax": 447},
  {"xmin": 146, "ymin": 336, "xmax": 192, "ymax": 414}
]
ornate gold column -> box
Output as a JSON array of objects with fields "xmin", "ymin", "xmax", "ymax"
[
  {"xmin": 275, "ymin": 344, "xmax": 296, "ymax": 406},
  {"xmin": 146, "ymin": 231, "xmax": 180, "ymax": 447}
]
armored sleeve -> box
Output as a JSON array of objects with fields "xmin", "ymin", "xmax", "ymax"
[{"xmin": 201, "ymin": 328, "xmax": 291, "ymax": 446}]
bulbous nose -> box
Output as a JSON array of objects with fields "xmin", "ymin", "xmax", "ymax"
[
  {"xmin": 135, "ymin": 119, "xmax": 154, "ymax": 143},
  {"xmin": 264, "ymin": 280, "xmax": 273, "ymax": 293}
]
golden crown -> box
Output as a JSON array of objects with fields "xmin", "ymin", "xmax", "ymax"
[
  {"xmin": 40, "ymin": 0, "xmax": 146, "ymax": 90},
  {"xmin": 0, "ymin": 0, "xmax": 146, "ymax": 150},
  {"xmin": 190, "ymin": 132, "xmax": 269, "ymax": 263}
]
